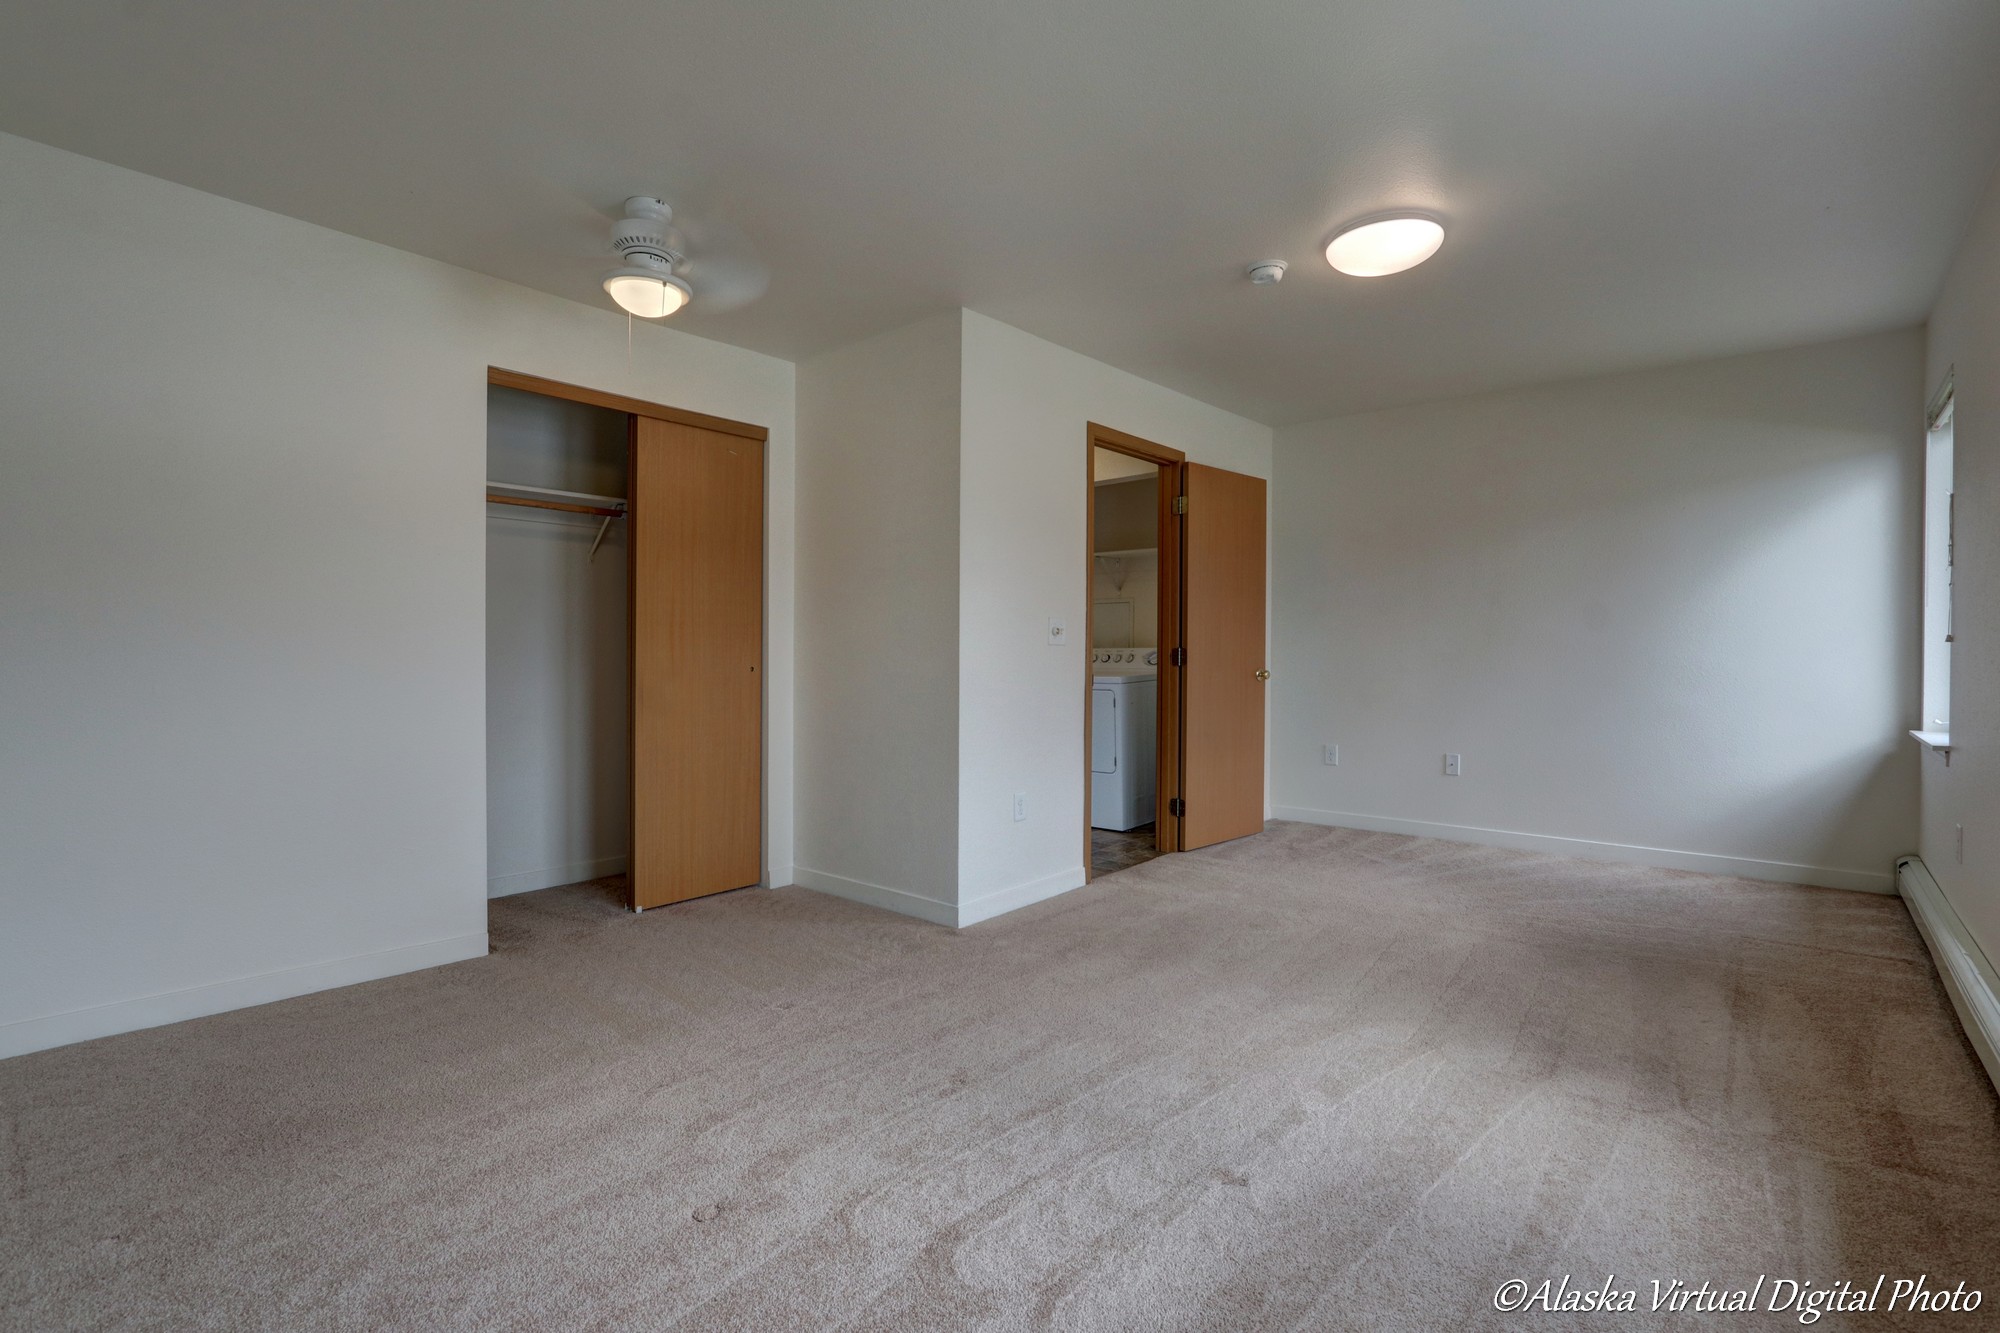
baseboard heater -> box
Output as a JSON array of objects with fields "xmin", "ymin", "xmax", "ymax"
[{"xmin": 1897, "ymin": 855, "xmax": 2000, "ymax": 1096}]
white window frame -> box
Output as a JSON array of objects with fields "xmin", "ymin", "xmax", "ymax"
[{"xmin": 1920, "ymin": 371, "xmax": 1955, "ymax": 741}]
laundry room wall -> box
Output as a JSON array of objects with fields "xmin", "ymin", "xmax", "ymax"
[
  {"xmin": 1091, "ymin": 557, "xmax": 1158, "ymax": 649},
  {"xmin": 1093, "ymin": 474, "xmax": 1159, "ymax": 647}
]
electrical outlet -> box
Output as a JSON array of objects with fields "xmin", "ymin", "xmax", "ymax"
[
  {"xmin": 1443, "ymin": 753, "xmax": 1462, "ymax": 777},
  {"xmin": 1013, "ymin": 792, "xmax": 1027, "ymax": 822},
  {"xmin": 1323, "ymin": 744, "xmax": 1339, "ymax": 766}
]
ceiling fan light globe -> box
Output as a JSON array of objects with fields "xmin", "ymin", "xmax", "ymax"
[{"xmin": 602, "ymin": 269, "xmax": 691, "ymax": 318}]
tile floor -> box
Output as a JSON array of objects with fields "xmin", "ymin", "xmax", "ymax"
[{"xmin": 1090, "ymin": 822, "xmax": 1163, "ymax": 877}]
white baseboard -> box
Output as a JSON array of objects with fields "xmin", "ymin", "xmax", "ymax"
[
  {"xmin": 959, "ymin": 866, "xmax": 1087, "ymax": 928},
  {"xmin": 488, "ymin": 855, "xmax": 629, "ymax": 898},
  {"xmin": 764, "ymin": 864, "xmax": 795, "ymax": 890},
  {"xmin": 793, "ymin": 863, "xmax": 1089, "ymax": 929},
  {"xmin": 1272, "ymin": 805, "xmax": 1894, "ymax": 894},
  {"xmin": 0, "ymin": 931, "xmax": 490, "ymax": 1061},
  {"xmin": 1898, "ymin": 855, "xmax": 2000, "ymax": 1095},
  {"xmin": 793, "ymin": 866, "xmax": 957, "ymax": 927}
]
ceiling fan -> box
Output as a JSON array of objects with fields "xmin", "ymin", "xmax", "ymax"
[{"xmin": 600, "ymin": 196, "xmax": 768, "ymax": 320}]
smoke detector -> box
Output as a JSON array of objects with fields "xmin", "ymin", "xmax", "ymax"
[{"xmin": 1247, "ymin": 260, "xmax": 1288, "ymax": 285}]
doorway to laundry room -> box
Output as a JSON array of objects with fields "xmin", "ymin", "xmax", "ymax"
[
  {"xmin": 1084, "ymin": 423, "xmax": 1270, "ymax": 880},
  {"xmin": 1087, "ymin": 432, "xmax": 1174, "ymax": 877}
]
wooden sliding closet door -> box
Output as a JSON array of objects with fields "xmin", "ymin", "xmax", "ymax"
[
  {"xmin": 630, "ymin": 416, "xmax": 764, "ymax": 909},
  {"xmin": 1179, "ymin": 463, "xmax": 1267, "ymax": 850}
]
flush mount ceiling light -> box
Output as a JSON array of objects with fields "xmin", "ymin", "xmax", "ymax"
[
  {"xmin": 1324, "ymin": 214, "xmax": 1445, "ymax": 277},
  {"xmin": 603, "ymin": 197, "xmax": 694, "ymax": 318}
]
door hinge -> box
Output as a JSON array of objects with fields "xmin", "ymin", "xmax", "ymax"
[
  {"xmin": 1172, "ymin": 495, "xmax": 1188, "ymax": 515},
  {"xmin": 1170, "ymin": 646, "xmax": 1186, "ymax": 667},
  {"xmin": 1168, "ymin": 797, "xmax": 1186, "ymax": 817}
]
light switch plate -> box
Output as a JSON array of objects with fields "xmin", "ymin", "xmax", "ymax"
[{"xmin": 1047, "ymin": 617, "xmax": 1068, "ymax": 646}]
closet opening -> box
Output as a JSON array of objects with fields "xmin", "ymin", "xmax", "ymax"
[
  {"xmin": 485, "ymin": 368, "xmax": 769, "ymax": 914},
  {"xmin": 486, "ymin": 382, "xmax": 630, "ymax": 910}
]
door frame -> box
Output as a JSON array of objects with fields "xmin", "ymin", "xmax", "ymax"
[
  {"xmin": 486, "ymin": 368, "xmax": 771, "ymax": 911},
  {"xmin": 488, "ymin": 367, "xmax": 770, "ymax": 443},
  {"xmin": 1084, "ymin": 423, "xmax": 1185, "ymax": 878}
]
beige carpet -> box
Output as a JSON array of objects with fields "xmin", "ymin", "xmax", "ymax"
[{"xmin": 4, "ymin": 823, "xmax": 1998, "ymax": 1331}]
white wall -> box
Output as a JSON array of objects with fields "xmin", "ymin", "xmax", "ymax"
[
  {"xmin": 1922, "ymin": 165, "xmax": 2000, "ymax": 965},
  {"xmin": 957, "ymin": 311, "xmax": 1273, "ymax": 923},
  {"xmin": 1272, "ymin": 329, "xmax": 1924, "ymax": 891},
  {"xmin": 487, "ymin": 509, "xmax": 629, "ymax": 896},
  {"xmin": 487, "ymin": 384, "xmax": 629, "ymax": 496},
  {"xmin": 792, "ymin": 309, "xmax": 1271, "ymax": 929},
  {"xmin": 486, "ymin": 388, "xmax": 631, "ymax": 897},
  {"xmin": 1093, "ymin": 474, "xmax": 1160, "ymax": 648},
  {"xmin": 793, "ymin": 313, "xmax": 964, "ymax": 922},
  {"xmin": 1092, "ymin": 557, "xmax": 1159, "ymax": 649},
  {"xmin": 0, "ymin": 131, "xmax": 795, "ymax": 1057}
]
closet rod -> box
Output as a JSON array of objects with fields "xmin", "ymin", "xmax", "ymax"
[
  {"xmin": 487, "ymin": 480, "xmax": 627, "ymax": 505},
  {"xmin": 485, "ymin": 493, "xmax": 626, "ymax": 519}
]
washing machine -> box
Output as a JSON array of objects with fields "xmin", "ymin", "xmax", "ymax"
[{"xmin": 1090, "ymin": 647, "xmax": 1158, "ymax": 831}]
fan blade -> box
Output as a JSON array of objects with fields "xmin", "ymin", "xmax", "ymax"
[
  {"xmin": 550, "ymin": 189, "xmax": 626, "ymax": 260},
  {"xmin": 674, "ymin": 212, "xmax": 770, "ymax": 312},
  {"xmin": 683, "ymin": 252, "xmax": 771, "ymax": 312}
]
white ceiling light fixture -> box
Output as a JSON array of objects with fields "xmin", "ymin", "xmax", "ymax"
[
  {"xmin": 603, "ymin": 196, "xmax": 693, "ymax": 318},
  {"xmin": 604, "ymin": 261, "xmax": 690, "ymax": 318},
  {"xmin": 1324, "ymin": 213, "xmax": 1445, "ymax": 277}
]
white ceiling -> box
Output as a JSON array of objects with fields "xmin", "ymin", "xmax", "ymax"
[{"xmin": 4, "ymin": 1, "xmax": 1998, "ymax": 424}]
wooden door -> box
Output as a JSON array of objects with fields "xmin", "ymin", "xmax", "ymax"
[
  {"xmin": 1180, "ymin": 463, "xmax": 1267, "ymax": 849},
  {"xmin": 630, "ymin": 416, "xmax": 764, "ymax": 908}
]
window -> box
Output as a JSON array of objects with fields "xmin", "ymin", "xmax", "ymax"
[{"xmin": 1922, "ymin": 373, "xmax": 1955, "ymax": 736}]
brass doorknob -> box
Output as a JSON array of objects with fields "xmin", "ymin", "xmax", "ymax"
[{"xmin": 1255, "ymin": 669, "xmax": 1271, "ymax": 681}]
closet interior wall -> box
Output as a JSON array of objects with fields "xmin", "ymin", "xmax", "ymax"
[{"xmin": 486, "ymin": 386, "xmax": 631, "ymax": 897}]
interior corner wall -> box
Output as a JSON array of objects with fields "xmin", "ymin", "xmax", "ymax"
[
  {"xmin": 1271, "ymin": 328, "xmax": 1924, "ymax": 892},
  {"xmin": 956, "ymin": 310, "xmax": 1274, "ymax": 925},
  {"xmin": 1922, "ymin": 164, "xmax": 2000, "ymax": 967},
  {"xmin": 0, "ymin": 130, "xmax": 796, "ymax": 1059},
  {"xmin": 794, "ymin": 312, "xmax": 964, "ymax": 922}
]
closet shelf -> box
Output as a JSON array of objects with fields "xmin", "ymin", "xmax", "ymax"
[
  {"xmin": 1093, "ymin": 547, "xmax": 1159, "ymax": 560},
  {"xmin": 486, "ymin": 481, "xmax": 627, "ymax": 561},
  {"xmin": 486, "ymin": 480, "xmax": 627, "ymax": 519}
]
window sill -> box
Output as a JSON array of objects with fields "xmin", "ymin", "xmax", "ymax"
[{"xmin": 1911, "ymin": 730, "xmax": 1953, "ymax": 764}]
